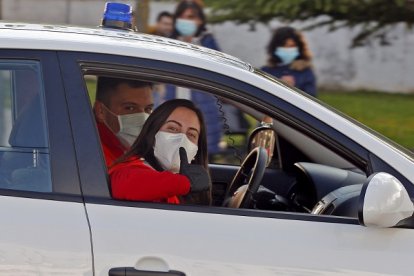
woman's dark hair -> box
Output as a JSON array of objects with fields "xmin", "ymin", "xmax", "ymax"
[
  {"xmin": 267, "ymin": 26, "xmax": 311, "ymax": 66},
  {"xmin": 172, "ymin": 0, "xmax": 207, "ymax": 38},
  {"xmin": 119, "ymin": 99, "xmax": 211, "ymax": 205}
]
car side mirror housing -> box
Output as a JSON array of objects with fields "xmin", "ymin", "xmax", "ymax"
[{"xmin": 359, "ymin": 172, "xmax": 414, "ymax": 228}]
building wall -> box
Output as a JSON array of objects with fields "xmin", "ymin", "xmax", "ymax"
[{"xmin": 3, "ymin": 0, "xmax": 414, "ymax": 93}]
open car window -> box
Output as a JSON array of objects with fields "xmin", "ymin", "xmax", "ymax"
[
  {"xmin": 85, "ymin": 75, "xmax": 260, "ymax": 166},
  {"xmin": 81, "ymin": 69, "xmax": 370, "ymax": 220},
  {"xmin": 87, "ymin": 73, "xmax": 360, "ymax": 172}
]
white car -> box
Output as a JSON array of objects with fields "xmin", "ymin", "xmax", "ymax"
[{"xmin": 0, "ymin": 19, "xmax": 414, "ymax": 276}]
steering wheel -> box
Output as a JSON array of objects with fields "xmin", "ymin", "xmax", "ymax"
[{"xmin": 224, "ymin": 147, "xmax": 268, "ymax": 208}]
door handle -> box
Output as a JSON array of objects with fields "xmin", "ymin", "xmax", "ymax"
[{"xmin": 109, "ymin": 267, "xmax": 185, "ymax": 276}]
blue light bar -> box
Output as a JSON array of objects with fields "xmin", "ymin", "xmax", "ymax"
[{"xmin": 101, "ymin": 2, "xmax": 134, "ymax": 31}]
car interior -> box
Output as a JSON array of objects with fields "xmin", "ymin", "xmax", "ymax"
[
  {"xmin": 85, "ymin": 74, "xmax": 368, "ymax": 219},
  {"xmin": 209, "ymin": 100, "xmax": 367, "ymax": 217}
]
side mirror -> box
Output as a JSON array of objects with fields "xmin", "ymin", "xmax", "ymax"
[{"xmin": 359, "ymin": 172, "xmax": 414, "ymax": 228}]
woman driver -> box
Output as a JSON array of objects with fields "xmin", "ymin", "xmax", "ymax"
[{"xmin": 109, "ymin": 99, "xmax": 211, "ymax": 205}]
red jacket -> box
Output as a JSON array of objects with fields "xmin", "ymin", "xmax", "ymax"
[
  {"xmin": 109, "ymin": 156, "xmax": 191, "ymax": 204},
  {"xmin": 97, "ymin": 121, "xmax": 128, "ymax": 167}
]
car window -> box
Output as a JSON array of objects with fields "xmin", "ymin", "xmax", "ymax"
[
  {"xmin": 85, "ymin": 72, "xmax": 359, "ymax": 172},
  {"xmin": 0, "ymin": 61, "xmax": 52, "ymax": 192},
  {"xmin": 84, "ymin": 76, "xmax": 259, "ymax": 166},
  {"xmin": 78, "ymin": 63, "xmax": 365, "ymax": 220}
]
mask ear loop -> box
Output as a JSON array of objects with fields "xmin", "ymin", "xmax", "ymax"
[
  {"xmin": 100, "ymin": 102, "xmax": 116, "ymax": 116},
  {"xmin": 100, "ymin": 103, "xmax": 122, "ymax": 134}
]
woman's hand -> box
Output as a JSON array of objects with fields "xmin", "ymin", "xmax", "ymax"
[{"xmin": 179, "ymin": 147, "xmax": 210, "ymax": 193}]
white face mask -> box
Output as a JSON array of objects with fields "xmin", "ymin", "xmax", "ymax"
[
  {"xmin": 102, "ymin": 104, "xmax": 149, "ymax": 147},
  {"xmin": 116, "ymin": 112, "xmax": 149, "ymax": 147},
  {"xmin": 154, "ymin": 131, "xmax": 198, "ymax": 173}
]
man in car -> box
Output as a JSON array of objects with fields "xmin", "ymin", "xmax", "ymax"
[{"xmin": 93, "ymin": 77, "xmax": 154, "ymax": 167}]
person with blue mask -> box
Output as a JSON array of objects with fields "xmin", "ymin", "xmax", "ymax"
[
  {"xmin": 261, "ymin": 26, "xmax": 317, "ymax": 97},
  {"xmin": 162, "ymin": 0, "xmax": 223, "ymax": 158},
  {"xmin": 171, "ymin": 0, "xmax": 219, "ymax": 49}
]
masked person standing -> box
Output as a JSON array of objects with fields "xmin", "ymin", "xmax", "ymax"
[
  {"xmin": 110, "ymin": 99, "xmax": 211, "ymax": 205},
  {"xmin": 162, "ymin": 0, "xmax": 223, "ymax": 159},
  {"xmin": 93, "ymin": 77, "xmax": 154, "ymax": 167},
  {"xmin": 261, "ymin": 26, "xmax": 317, "ymax": 97},
  {"xmin": 172, "ymin": 0, "xmax": 219, "ymax": 48}
]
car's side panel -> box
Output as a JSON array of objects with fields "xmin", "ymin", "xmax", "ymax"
[
  {"xmin": 0, "ymin": 50, "xmax": 92, "ymax": 274},
  {"xmin": 0, "ymin": 196, "xmax": 92, "ymax": 274},
  {"xmin": 87, "ymin": 203, "xmax": 414, "ymax": 276}
]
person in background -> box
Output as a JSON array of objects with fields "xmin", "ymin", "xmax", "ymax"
[
  {"xmin": 149, "ymin": 11, "xmax": 174, "ymax": 37},
  {"xmin": 110, "ymin": 99, "xmax": 211, "ymax": 205},
  {"xmin": 162, "ymin": 0, "xmax": 223, "ymax": 158},
  {"xmin": 172, "ymin": 0, "xmax": 219, "ymax": 48},
  {"xmin": 261, "ymin": 26, "xmax": 317, "ymax": 97},
  {"xmin": 93, "ymin": 77, "xmax": 154, "ymax": 167}
]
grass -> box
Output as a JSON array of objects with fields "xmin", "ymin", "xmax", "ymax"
[{"xmin": 319, "ymin": 90, "xmax": 414, "ymax": 150}]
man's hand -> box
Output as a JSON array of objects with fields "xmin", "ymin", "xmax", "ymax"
[{"xmin": 179, "ymin": 147, "xmax": 210, "ymax": 193}]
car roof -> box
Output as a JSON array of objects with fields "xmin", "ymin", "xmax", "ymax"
[{"xmin": 0, "ymin": 22, "xmax": 253, "ymax": 72}]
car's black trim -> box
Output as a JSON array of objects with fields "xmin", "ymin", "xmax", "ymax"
[
  {"xmin": 0, "ymin": 188, "xmax": 83, "ymax": 202},
  {"xmin": 57, "ymin": 52, "xmax": 110, "ymax": 198},
  {"xmin": 357, "ymin": 175, "xmax": 371, "ymax": 227},
  {"xmin": 86, "ymin": 196, "xmax": 414, "ymax": 229},
  {"xmin": 84, "ymin": 195, "xmax": 359, "ymax": 225},
  {"xmin": 109, "ymin": 267, "xmax": 186, "ymax": 276}
]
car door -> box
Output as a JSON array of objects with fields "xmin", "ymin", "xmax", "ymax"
[
  {"xmin": 59, "ymin": 51, "xmax": 414, "ymax": 276},
  {"xmin": 0, "ymin": 50, "xmax": 92, "ymax": 274}
]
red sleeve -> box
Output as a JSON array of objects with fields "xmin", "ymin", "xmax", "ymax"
[{"xmin": 110, "ymin": 160, "xmax": 191, "ymax": 202}]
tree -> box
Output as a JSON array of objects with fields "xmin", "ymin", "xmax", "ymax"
[
  {"xmin": 134, "ymin": 0, "xmax": 150, "ymax": 32},
  {"xmin": 204, "ymin": 0, "xmax": 414, "ymax": 47}
]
